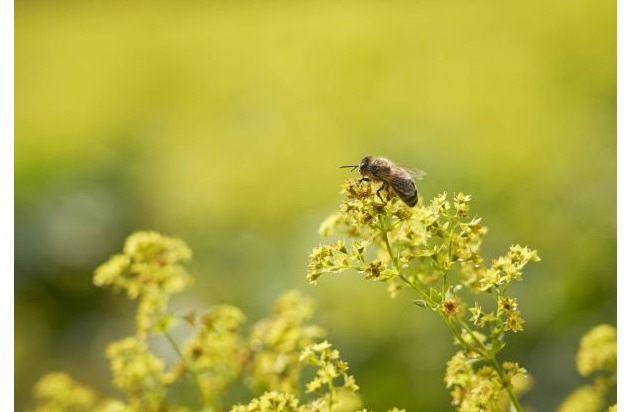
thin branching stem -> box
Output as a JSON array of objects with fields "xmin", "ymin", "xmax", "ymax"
[
  {"xmin": 381, "ymin": 230, "xmax": 432, "ymax": 303},
  {"xmin": 382, "ymin": 210, "xmax": 524, "ymax": 412},
  {"xmin": 163, "ymin": 330, "xmax": 213, "ymax": 409},
  {"xmin": 441, "ymin": 315, "xmax": 485, "ymax": 357}
]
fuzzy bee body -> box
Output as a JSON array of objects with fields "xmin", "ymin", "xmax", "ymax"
[{"xmin": 343, "ymin": 156, "xmax": 426, "ymax": 207}]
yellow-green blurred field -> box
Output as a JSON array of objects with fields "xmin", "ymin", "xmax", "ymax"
[{"xmin": 15, "ymin": 0, "xmax": 615, "ymax": 410}]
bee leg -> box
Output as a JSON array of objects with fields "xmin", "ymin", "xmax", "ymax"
[
  {"xmin": 356, "ymin": 177, "xmax": 370, "ymax": 185},
  {"xmin": 376, "ymin": 182, "xmax": 389, "ymax": 203}
]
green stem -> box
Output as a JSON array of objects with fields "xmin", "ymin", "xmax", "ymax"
[
  {"xmin": 490, "ymin": 356, "xmax": 523, "ymax": 412},
  {"xmin": 441, "ymin": 315, "xmax": 485, "ymax": 357},
  {"xmin": 328, "ymin": 380, "xmax": 335, "ymax": 412},
  {"xmin": 456, "ymin": 318, "xmax": 489, "ymax": 357},
  {"xmin": 381, "ymin": 231, "xmax": 432, "ymax": 302},
  {"xmin": 163, "ymin": 330, "xmax": 213, "ymax": 409}
]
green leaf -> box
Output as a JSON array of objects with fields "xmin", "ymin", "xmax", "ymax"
[{"xmin": 414, "ymin": 299, "xmax": 430, "ymax": 309}]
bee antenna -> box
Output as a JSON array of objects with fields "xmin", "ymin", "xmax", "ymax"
[{"xmin": 339, "ymin": 165, "xmax": 358, "ymax": 172}]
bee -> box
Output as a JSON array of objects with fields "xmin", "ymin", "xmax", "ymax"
[{"xmin": 340, "ymin": 156, "xmax": 426, "ymax": 207}]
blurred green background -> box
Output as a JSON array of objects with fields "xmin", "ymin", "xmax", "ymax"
[{"xmin": 15, "ymin": 0, "xmax": 615, "ymax": 410}]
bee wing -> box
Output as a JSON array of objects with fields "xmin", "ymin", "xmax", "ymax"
[
  {"xmin": 399, "ymin": 165, "xmax": 427, "ymax": 180},
  {"xmin": 388, "ymin": 173, "xmax": 417, "ymax": 197}
]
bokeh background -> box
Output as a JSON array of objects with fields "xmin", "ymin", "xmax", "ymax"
[{"xmin": 15, "ymin": 0, "xmax": 616, "ymax": 410}]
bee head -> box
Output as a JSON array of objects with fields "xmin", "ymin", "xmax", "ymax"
[{"xmin": 359, "ymin": 156, "xmax": 372, "ymax": 176}]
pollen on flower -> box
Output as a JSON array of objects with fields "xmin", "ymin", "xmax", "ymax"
[
  {"xmin": 343, "ymin": 179, "xmax": 373, "ymax": 200},
  {"xmin": 363, "ymin": 260, "xmax": 384, "ymax": 280},
  {"xmin": 442, "ymin": 297, "xmax": 463, "ymax": 317},
  {"xmin": 498, "ymin": 296, "xmax": 518, "ymax": 313}
]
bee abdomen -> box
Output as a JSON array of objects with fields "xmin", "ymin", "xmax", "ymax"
[
  {"xmin": 398, "ymin": 190, "xmax": 418, "ymax": 207},
  {"xmin": 388, "ymin": 176, "xmax": 418, "ymax": 207}
]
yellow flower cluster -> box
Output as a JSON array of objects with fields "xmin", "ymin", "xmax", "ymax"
[
  {"xmin": 308, "ymin": 180, "xmax": 541, "ymax": 411},
  {"xmin": 558, "ymin": 324, "xmax": 617, "ymax": 412},
  {"xmin": 576, "ymin": 324, "xmax": 617, "ymax": 377},
  {"xmin": 106, "ymin": 338, "xmax": 170, "ymax": 411},
  {"xmin": 445, "ymin": 351, "xmax": 527, "ymax": 412},
  {"xmin": 34, "ymin": 231, "xmax": 406, "ymax": 412},
  {"xmin": 94, "ymin": 231, "xmax": 193, "ymax": 337},
  {"xmin": 248, "ymin": 291, "xmax": 325, "ymax": 394}
]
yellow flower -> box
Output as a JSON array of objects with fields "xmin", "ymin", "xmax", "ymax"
[
  {"xmin": 442, "ymin": 297, "xmax": 463, "ymax": 317},
  {"xmin": 576, "ymin": 324, "xmax": 617, "ymax": 376}
]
